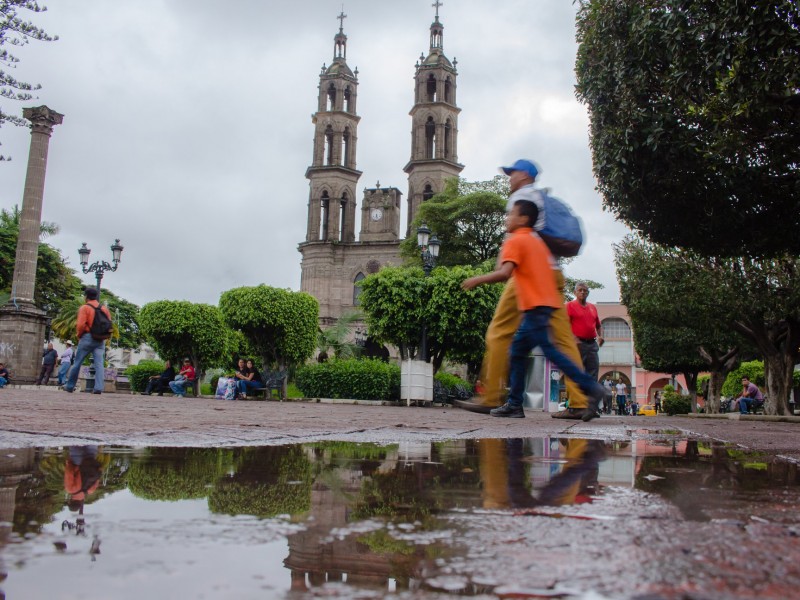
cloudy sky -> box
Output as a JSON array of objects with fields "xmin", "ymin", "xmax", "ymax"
[{"xmin": 0, "ymin": 0, "xmax": 631, "ymax": 308}]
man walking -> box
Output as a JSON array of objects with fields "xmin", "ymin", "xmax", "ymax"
[
  {"xmin": 63, "ymin": 288, "xmax": 112, "ymax": 394},
  {"xmin": 458, "ymin": 159, "xmax": 595, "ymax": 420},
  {"xmin": 57, "ymin": 340, "xmax": 74, "ymax": 387},
  {"xmin": 615, "ymin": 379, "xmax": 627, "ymax": 415},
  {"xmin": 567, "ymin": 282, "xmax": 603, "ymax": 410},
  {"xmin": 35, "ymin": 342, "xmax": 59, "ymax": 386}
]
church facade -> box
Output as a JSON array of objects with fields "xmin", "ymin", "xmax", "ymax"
[{"xmin": 298, "ymin": 9, "xmax": 463, "ymax": 326}]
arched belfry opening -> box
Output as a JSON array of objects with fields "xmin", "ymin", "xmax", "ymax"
[
  {"xmin": 327, "ymin": 84, "xmax": 336, "ymax": 111},
  {"xmin": 344, "ymin": 86, "xmax": 353, "ymax": 113},
  {"xmin": 320, "ymin": 191, "xmax": 331, "ymax": 241},
  {"xmin": 425, "ymin": 117, "xmax": 436, "ymax": 159},
  {"xmin": 423, "ymin": 184, "xmax": 434, "ymax": 202},
  {"xmin": 339, "ymin": 192, "xmax": 348, "ymax": 241},
  {"xmin": 342, "ymin": 127, "xmax": 351, "ymax": 168},
  {"xmin": 444, "ymin": 77, "xmax": 452, "ymax": 103},
  {"xmin": 444, "ymin": 119, "xmax": 452, "ymax": 158},
  {"xmin": 426, "ymin": 74, "xmax": 437, "ymax": 102},
  {"xmin": 324, "ymin": 125, "xmax": 334, "ymax": 165}
]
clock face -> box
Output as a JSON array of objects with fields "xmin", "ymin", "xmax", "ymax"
[{"xmin": 371, "ymin": 208, "xmax": 383, "ymax": 221}]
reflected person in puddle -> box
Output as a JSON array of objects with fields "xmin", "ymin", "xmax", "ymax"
[
  {"xmin": 62, "ymin": 446, "xmax": 103, "ymax": 537},
  {"xmin": 482, "ymin": 439, "xmax": 606, "ymax": 509}
]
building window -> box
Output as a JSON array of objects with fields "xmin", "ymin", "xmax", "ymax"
[
  {"xmin": 425, "ymin": 117, "xmax": 436, "ymax": 158},
  {"xmin": 427, "ymin": 74, "xmax": 437, "ymax": 102},
  {"xmin": 422, "ymin": 184, "xmax": 434, "ymax": 201},
  {"xmin": 602, "ymin": 317, "xmax": 632, "ymax": 340},
  {"xmin": 353, "ymin": 272, "xmax": 366, "ymax": 306},
  {"xmin": 320, "ymin": 191, "xmax": 330, "ymax": 241}
]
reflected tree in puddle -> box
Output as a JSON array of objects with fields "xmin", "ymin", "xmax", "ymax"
[
  {"xmin": 126, "ymin": 448, "xmax": 233, "ymax": 501},
  {"xmin": 209, "ymin": 446, "xmax": 313, "ymax": 518}
]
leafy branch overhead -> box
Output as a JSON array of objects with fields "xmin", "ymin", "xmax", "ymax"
[{"xmin": 0, "ymin": 1, "xmax": 58, "ymax": 158}]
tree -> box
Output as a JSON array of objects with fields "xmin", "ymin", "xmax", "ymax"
[
  {"xmin": 139, "ymin": 300, "xmax": 230, "ymax": 395},
  {"xmin": 1, "ymin": 1, "xmax": 58, "ymax": 159},
  {"xmin": 0, "ymin": 205, "xmax": 82, "ymax": 318},
  {"xmin": 317, "ymin": 310, "xmax": 363, "ymax": 361},
  {"xmin": 575, "ymin": 0, "xmax": 800, "ymax": 257},
  {"xmin": 218, "ymin": 285, "xmax": 318, "ymax": 373},
  {"xmin": 615, "ymin": 235, "xmax": 800, "ymax": 415},
  {"xmin": 615, "ymin": 236, "xmax": 747, "ymax": 413},
  {"xmin": 358, "ymin": 264, "xmax": 502, "ymax": 374},
  {"xmin": 400, "ymin": 177, "xmax": 508, "ymax": 267}
]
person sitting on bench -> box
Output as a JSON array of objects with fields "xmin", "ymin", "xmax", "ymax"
[
  {"xmin": 143, "ymin": 360, "xmax": 175, "ymax": 396},
  {"xmin": 237, "ymin": 359, "xmax": 263, "ymax": 399}
]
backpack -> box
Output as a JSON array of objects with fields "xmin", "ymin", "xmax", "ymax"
[
  {"xmin": 89, "ymin": 305, "xmax": 113, "ymax": 341},
  {"xmin": 537, "ymin": 191, "xmax": 584, "ymax": 258}
]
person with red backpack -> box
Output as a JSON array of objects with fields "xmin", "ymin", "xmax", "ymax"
[{"xmin": 63, "ymin": 288, "xmax": 113, "ymax": 394}]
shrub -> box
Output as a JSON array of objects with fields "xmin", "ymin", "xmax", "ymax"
[
  {"xmin": 722, "ymin": 361, "xmax": 765, "ymax": 397},
  {"xmin": 126, "ymin": 360, "xmax": 165, "ymax": 392},
  {"xmin": 662, "ymin": 384, "xmax": 691, "ymax": 415},
  {"xmin": 433, "ymin": 372, "xmax": 473, "ymax": 404},
  {"xmin": 295, "ymin": 359, "xmax": 400, "ymax": 400}
]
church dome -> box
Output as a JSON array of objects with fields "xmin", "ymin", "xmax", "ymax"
[
  {"xmin": 326, "ymin": 59, "xmax": 354, "ymax": 77},
  {"xmin": 423, "ymin": 50, "xmax": 452, "ymax": 68}
]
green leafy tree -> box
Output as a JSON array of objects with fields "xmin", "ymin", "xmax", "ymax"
[
  {"xmin": 358, "ymin": 264, "xmax": 502, "ymax": 374},
  {"xmin": 615, "ymin": 236, "xmax": 800, "ymax": 415},
  {"xmin": 218, "ymin": 285, "xmax": 318, "ymax": 374},
  {"xmin": 1, "ymin": 2, "xmax": 58, "ymax": 159},
  {"xmin": 139, "ymin": 300, "xmax": 229, "ymax": 394},
  {"xmin": 400, "ymin": 177, "xmax": 508, "ymax": 267},
  {"xmin": 615, "ymin": 236, "xmax": 746, "ymax": 413},
  {"xmin": 575, "ymin": 0, "xmax": 800, "ymax": 257},
  {"xmin": 317, "ymin": 310, "xmax": 362, "ymax": 361},
  {"xmin": 0, "ymin": 206, "xmax": 81, "ymax": 317}
]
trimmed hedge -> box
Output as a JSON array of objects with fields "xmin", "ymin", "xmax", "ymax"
[
  {"xmin": 434, "ymin": 372, "xmax": 473, "ymax": 404},
  {"xmin": 295, "ymin": 359, "xmax": 400, "ymax": 400},
  {"xmin": 126, "ymin": 360, "xmax": 165, "ymax": 393},
  {"xmin": 662, "ymin": 384, "xmax": 691, "ymax": 415}
]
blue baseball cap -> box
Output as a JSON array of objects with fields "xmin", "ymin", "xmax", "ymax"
[{"xmin": 500, "ymin": 159, "xmax": 539, "ymax": 180}]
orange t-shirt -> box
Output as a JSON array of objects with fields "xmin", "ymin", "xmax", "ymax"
[{"xmin": 500, "ymin": 227, "xmax": 561, "ymax": 311}]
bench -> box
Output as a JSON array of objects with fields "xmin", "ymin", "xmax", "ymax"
[{"xmin": 249, "ymin": 370, "xmax": 288, "ymax": 400}]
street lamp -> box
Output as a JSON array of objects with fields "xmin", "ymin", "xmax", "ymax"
[
  {"xmin": 79, "ymin": 239, "xmax": 124, "ymax": 297},
  {"xmin": 416, "ymin": 224, "xmax": 441, "ymax": 361},
  {"xmin": 77, "ymin": 239, "xmax": 124, "ymax": 392}
]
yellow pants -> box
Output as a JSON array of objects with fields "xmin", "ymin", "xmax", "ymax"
[{"xmin": 479, "ymin": 272, "xmax": 588, "ymax": 408}]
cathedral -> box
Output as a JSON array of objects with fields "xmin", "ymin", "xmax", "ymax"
[{"xmin": 298, "ymin": 6, "xmax": 463, "ymax": 327}]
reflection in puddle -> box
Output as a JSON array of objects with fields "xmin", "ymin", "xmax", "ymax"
[{"xmin": 0, "ymin": 437, "xmax": 798, "ymax": 598}]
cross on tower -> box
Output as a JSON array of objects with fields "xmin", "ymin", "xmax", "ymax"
[
  {"xmin": 432, "ymin": 0, "xmax": 443, "ymax": 18},
  {"xmin": 337, "ymin": 7, "xmax": 347, "ymax": 31}
]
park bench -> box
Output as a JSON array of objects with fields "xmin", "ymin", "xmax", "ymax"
[{"xmin": 249, "ymin": 370, "xmax": 288, "ymax": 400}]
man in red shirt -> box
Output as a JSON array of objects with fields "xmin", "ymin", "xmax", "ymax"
[
  {"xmin": 63, "ymin": 288, "xmax": 113, "ymax": 394},
  {"xmin": 566, "ymin": 282, "xmax": 603, "ymax": 384},
  {"xmin": 169, "ymin": 358, "xmax": 196, "ymax": 397}
]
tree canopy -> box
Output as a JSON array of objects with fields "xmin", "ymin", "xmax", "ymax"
[
  {"xmin": 0, "ymin": 205, "xmax": 82, "ymax": 318},
  {"xmin": 218, "ymin": 285, "xmax": 318, "ymax": 370},
  {"xmin": 139, "ymin": 300, "xmax": 229, "ymax": 390},
  {"xmin": 400, "ymin": 177, "xmax": 508, "ymax": 267},
  {"xmin": 358, "ymin": 264, "xmax": 502, "ymax": 373},
  {"xmin": 1, "ymin": 1, "xmax": 58, "ymax": 159},
  {"xmin": 575, "ymin": 0, "xmax": 800, "ymax": 257}
]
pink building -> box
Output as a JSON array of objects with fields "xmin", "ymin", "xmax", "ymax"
[{"xmin": 595, "ymin": 302, "xmax": 687, "ymax": 403}]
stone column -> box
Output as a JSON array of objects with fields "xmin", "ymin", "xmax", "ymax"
[{"xmin": 0, "ymin": 105, "xmax": 64, "ymax": 383}]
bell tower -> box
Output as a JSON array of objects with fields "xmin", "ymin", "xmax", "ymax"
[
  {"xmin": 304, "ymin": 10, "xmax": 361, "ymax": 244},
  {"xmin": 403, "ymin": 1, "xmax": 463, "ymax": 236}
]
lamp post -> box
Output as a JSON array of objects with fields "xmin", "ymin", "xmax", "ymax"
[
  {"xmin": 416, "ymin": 224, "xmax": 441, "ymax": 362},
  {"xmin": 77, "ymin": 239, "xmax": 124, "ymax": 392}
]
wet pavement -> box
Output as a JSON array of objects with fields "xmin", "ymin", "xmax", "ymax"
[
  {"xmin": 1, "ymin": 436, "xmax": 799, "ymax": 599},
  {"xmin": 1, "ymin": 388, "xmax": 800, "ymax": 599}
]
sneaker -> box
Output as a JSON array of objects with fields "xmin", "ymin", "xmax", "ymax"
[
  {"xmin": 582, "ymin": 384, "xmax": 609, "ymax": 422},
  {"xmin": 92, "ymin": 390, "xmax": 102, "ymax": 395},
  {"xmin": 63, "ymin": 387, "xmax": 74, "ymax": 393},
  {"xmin": 551, "ymin": 408, "xmax": 587, "ymax": 420},
  {"xmin": 490, "ymin": 403, "xmax": 525, "ymax": 418}
]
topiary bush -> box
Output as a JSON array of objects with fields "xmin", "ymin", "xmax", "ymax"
[
  {"xmin": 126, "ymin": 360, "xmax": 165, "ymax": 392},
  {"xmin": 662, "ymin": 384, "xmax": 691, "ymax": 415},
  {"xmin": 295, "ymin": 359, "xmax": 400, "ymax": 400}
]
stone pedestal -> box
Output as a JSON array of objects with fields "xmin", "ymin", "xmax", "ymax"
[{"xmin": 0, "ymin": 302, "xmax": 48, "ymax": 383}]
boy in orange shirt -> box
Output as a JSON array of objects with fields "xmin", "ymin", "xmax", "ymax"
[{"xmin": 462, "ymin": 200, "xmax": 606, "ymax": 419}]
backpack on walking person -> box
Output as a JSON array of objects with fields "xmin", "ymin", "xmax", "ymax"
[
  {"xmin": 89, "ymin": 305, "xmax": 113, "ymax": 341},
  {"xmin": 536, "ymin": 190, "xmax": 585, "ymax": 258}
]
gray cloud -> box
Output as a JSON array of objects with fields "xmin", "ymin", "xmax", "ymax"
[{"xmin": 0, "ymin": 0, "xmax": 628, "ymax": 307}]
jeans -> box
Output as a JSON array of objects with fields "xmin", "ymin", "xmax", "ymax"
[
  {"xmin": 617, "ymin": 396, "xmax": 626, "ymax": 415},
  {"xmin": 64, "ymin": 333, "xmax": 106, "ymax": 393},
  {"xmin": 0, "ymin": 376, "xmax": 6, "ymax": 388},
  {"xmin": 169, "ymin": 379, "xmax": 188, "ymax": 396},
  {"xmin": 57, "ymin": 362, "xmax": 71, "ymax": 386},
  {"xmin": 577, "ymin": 340, "xmax": 600, "ymax": 381},
  {"xmin": 237, "ymin": 380, "xmax": 261, "ymax": 396},
  {"xmin": 739, "ymin": 397, "xmax": 752, "ymax": 414},
  {"xmin": 507, "ymin": 307, "xmax": 599, "ymax": 408}
]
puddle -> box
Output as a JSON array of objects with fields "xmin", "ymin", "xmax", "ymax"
[{"xmin": 1, "ymin": 436, "xmax": 799, "ymax": 599}]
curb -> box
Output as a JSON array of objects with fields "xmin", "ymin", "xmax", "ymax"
[{"xmin": 682, "ymin": 413, "xmax": 800, "ymax": 423}]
